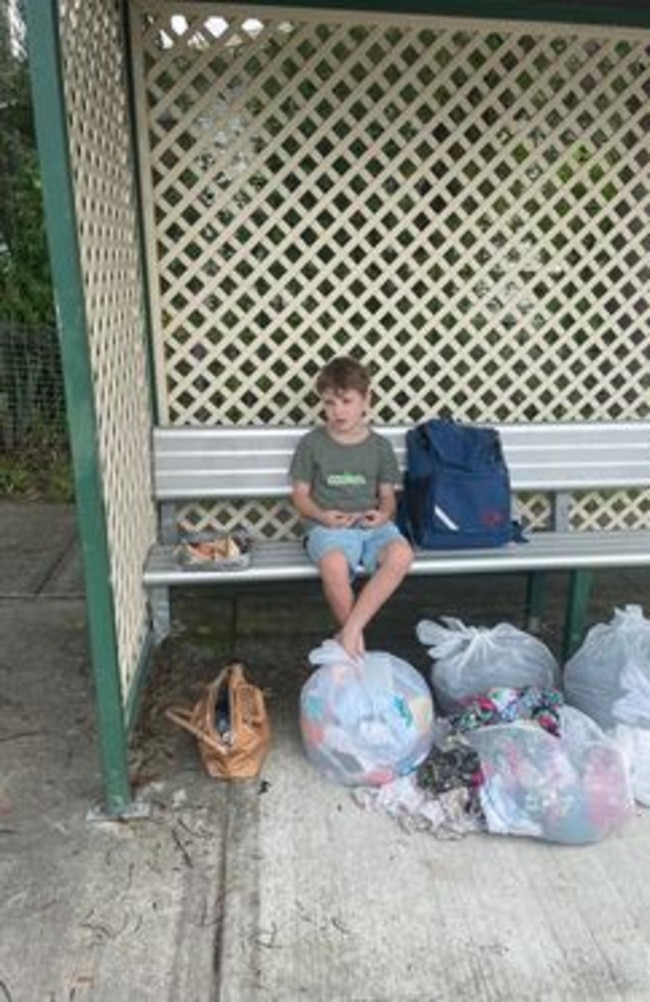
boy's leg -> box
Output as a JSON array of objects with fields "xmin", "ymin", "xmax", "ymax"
[
  {"xmin": 306, "ymin": 528, "xmax": 362, "ymax": 635},
  {"xmin": 338, "ymin": 539, "xmax": 413, "ymax": 657},
  {"xmin": 318, "ymin": 549, "xmax": 355, "ymax": 626}
]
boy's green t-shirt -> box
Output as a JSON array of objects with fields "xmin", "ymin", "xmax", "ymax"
[{"xmin": 290, "ymin": 426, "xmax": 400, "ymax": 527}]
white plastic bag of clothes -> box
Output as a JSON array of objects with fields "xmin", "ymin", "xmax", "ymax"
[
  {"xmin": 416, "ymin": 617, "xmax": 558, "ymax": 714},
  {"xmin": 300, "ymin": 640, "xmax": 435, "ymax": 787},
  {"xmin": 464, "ymin": 705, "xmax": 633, "ymax": 844},
  {"xmin": 612, "ymin": 724, "xmax": 650, "ymax": 807},
  {"xmin": 564, "ymin": 605, "xmax": 650, "ymax": 731}
]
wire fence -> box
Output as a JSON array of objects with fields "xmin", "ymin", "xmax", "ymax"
[
  {"xmin": 2, "ymin": 5, "xmax": 67, "ymax": 482},
  {"xmin": 0, "ymin": 321, "xmax": 68, "ymax": 453}
]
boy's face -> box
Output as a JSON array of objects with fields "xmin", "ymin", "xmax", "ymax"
[{"xmin": 321, "ymin": 387, "xmax": 369, "ymax": 435}]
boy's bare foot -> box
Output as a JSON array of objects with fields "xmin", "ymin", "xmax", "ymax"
[{"xmin": 336, "ymin": 626, "xmax": 365, "ymax": 661}]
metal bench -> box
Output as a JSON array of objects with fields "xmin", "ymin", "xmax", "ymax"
[{"xmin": 144, "ymin": 421, "xmax": 650, "ymax": 657}]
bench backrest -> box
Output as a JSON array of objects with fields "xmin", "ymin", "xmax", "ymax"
[{"xmin": 153, "ymin": 421, "xmax": 650, "ymax": 501}]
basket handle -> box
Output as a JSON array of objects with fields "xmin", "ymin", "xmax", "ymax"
[
  {"xmin": 165, "ymin": 706, "xmax": 233, "ymax": 755},
  {"xmin": 165, "ymin": 706, "xmax": 205, "ymax": 741}
]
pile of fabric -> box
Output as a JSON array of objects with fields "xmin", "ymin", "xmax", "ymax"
[
  {"xmin": 350, "ymin": 619, "xmax": 633, "ymax": 844},
  {"xmin": 354, "ymin": 683, "xmax": 632, "ymax": 844},
  {"xmin": 300, "ymin": 617, "xmax": 639, "ymax": 844}
]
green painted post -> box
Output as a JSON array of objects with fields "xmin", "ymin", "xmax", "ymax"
[
  {"xmin": 24, "ymin": 0, "xmax": 131, "ymax": 813},
  {"xmin": 562, "ymin": 569, "xmax": 595, "ymax": 662},
  {"xmin": 525, "ymin": 571, "xmax": 547, "ymax": 635}
]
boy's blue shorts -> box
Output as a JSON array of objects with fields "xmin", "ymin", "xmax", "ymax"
[{"xmin": 305, "ymin": 522, "xmax": 405, "ymax": 577}]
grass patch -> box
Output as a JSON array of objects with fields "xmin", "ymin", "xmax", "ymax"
[{"xmin": 0, "ymin": 440, "xmax": 74, "ymax": 501}]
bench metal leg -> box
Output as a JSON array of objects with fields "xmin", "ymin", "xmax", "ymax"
[
  {"xmin": 159, "ymin": 502, "xmax": 178, "ymax": 544},
  {"xmin": 149, "ymin": 585, "xmax": 171, "ymax": 642},
  {"xmin": 562, "ymin": 569, "xmax": 594, "ymax": 662},
  {"xmin": 525, "ymin": 571, "xmax": 546, "ymax": 634}
]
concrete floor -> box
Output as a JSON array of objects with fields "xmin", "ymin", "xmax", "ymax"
[{"xmin": 3, "ymin": 501, "xmax": 650, "ymax": 1001}]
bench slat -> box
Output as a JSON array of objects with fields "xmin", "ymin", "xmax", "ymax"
[
  {"xmin": 153, "ymin": 422, "xmax": 650, "ymax": 500},
  {"xmin": 144, "ymin": 529, "xmax": 650, "ymax": 586}
]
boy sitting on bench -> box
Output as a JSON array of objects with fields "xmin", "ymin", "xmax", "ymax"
[{"xmin": 290, "ymin": 356, "xmax": 413, "ymax": 659}]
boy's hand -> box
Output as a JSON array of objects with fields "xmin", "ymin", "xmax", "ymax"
[
  {"xmin": 323, "ymin": 510, "xmax": 359, "ymax": 528},
  {"xmin": 358, "ymin": 508, "xmax": 388, "ymax": 528}
]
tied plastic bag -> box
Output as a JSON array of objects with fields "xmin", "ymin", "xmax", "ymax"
[
  {"xmin": 612, "ymin": 724, "xmax": 650, "ymax": 807},
  {"xmin": 300, "ymin": 641, "xmax": 434, "ymax": 787},
  {"xmin": 416, "ymin": 617, "xmax": 558, "ymax": 714},
  {"xmin": 564, "ymin": 605, "xmax": 650, "ymax": 731},
  {"xmin": 465, "ymin": 706, "xmax": 633, "ymax": 844}
]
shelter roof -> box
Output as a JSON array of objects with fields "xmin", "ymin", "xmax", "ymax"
[{"xmin": 241, "ymin": 0, "xmax": 650, "ymax": 28}]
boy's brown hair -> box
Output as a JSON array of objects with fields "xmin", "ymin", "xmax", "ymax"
[{"xmin": 316, "ymin": 356, "xmax": 371, "ymax": 397}]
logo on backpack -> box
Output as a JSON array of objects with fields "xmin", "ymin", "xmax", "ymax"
[{"xmin": 397, "ymin": 419, "xmax": 523, "ymax": 550}]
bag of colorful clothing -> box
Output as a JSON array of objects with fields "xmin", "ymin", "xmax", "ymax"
[
  {"xmin": 416, "ymin": 617, "xmax": 558, "ymax": 714},
  {"xmin": 449, "ymin": 685, "xmax": 564, "ymax": 735},
  {"xmin": 300, "ymin": 641, "xmax": 435, "ymax": 787},
  {"xmin": 564, "ymin": 605, "xmax": 650, "ymax": 731},
  {"xmin": 465, "ymin": 705, "xmax": 633, "ymax": 844}
]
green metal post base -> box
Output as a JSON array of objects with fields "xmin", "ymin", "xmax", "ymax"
[{"xmin": 86, "ymin": 800, "xmax": 152, "ymax": 823}]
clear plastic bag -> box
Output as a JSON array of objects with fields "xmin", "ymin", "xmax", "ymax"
[
  {"xmin": 465, "ymin": 706, "xmax": 633, "ymax": 844},
  {"xmin": 613, "ymin": 723, "xmax": 650, "ymax": 807},
  {"xmin": 416, "ymin": 617, "xmax": 558, "ymax": 714},
  {"xmin": 564, "ymin": 605, "xmax": 650, "ymax": 731},
  {"xmin": 300, "ymin": 641, "xmax": 435, "ymax": 787}
]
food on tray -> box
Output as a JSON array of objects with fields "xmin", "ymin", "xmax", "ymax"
[
  {"xmin": 178, "ymin": 529, "xmax": 252, "ymax": 569},
  {"xmin": 186, "ymin": 535, "xmax": 242, "ymax": 562},
  {"xmin": 175, "ymin": 528, "xmax": 252, "ymax": 571}
]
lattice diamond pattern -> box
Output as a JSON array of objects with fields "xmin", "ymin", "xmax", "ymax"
[
  {"xmin": 176, "ymin": 488, "xmax": 650, "ymax": 541},
  {"xmin": 61, "ymin": 0, "xmax": 156, "ymax": 696},
  {"xmin": 133, "ymin": 7, "xmax": 650, "ymax": 532},
  {"xmin": 177, "ymin": 498, "xmax": 300, "ymax": 538},
  {"xmin": 178, "ymin": 494, "xmax": 549, "ymax": 540}
]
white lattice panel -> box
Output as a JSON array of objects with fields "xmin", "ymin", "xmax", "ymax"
[
  {"xmin": 177, "ymin": 497, "xmax": 300, "ymax": 538},
  {"xmin": 176, "ymin": 487, "xmax": 650, "ymax": 541},
  {"xmin": 576, "ymin": 489, "xmax": 650, "ymax": 530},
  {"xmin": 60, "ymin": 0, "xmax": 156, "ymax": 696},
  {"xmin": 132, "ymin": 4, "xmax": 650, "ymax": 532}
]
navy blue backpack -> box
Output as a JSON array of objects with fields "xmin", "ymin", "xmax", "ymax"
[{"xmin": 397, "ymin": 419, "xmax": 523, "ymax": 550}]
